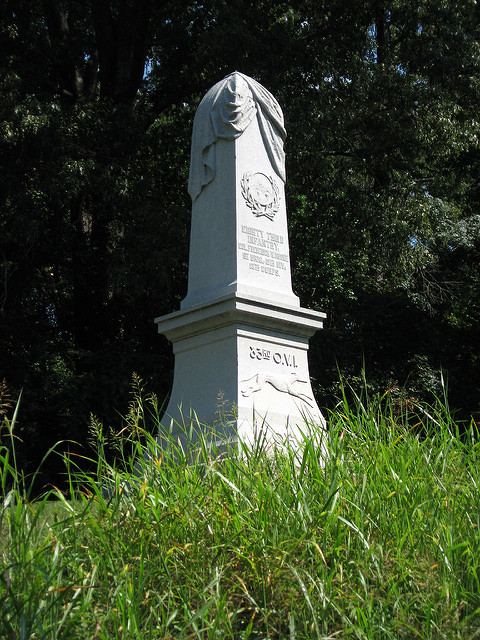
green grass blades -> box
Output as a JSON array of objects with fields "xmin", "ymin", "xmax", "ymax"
[{"xmin": 1, "ymin": 387, "xmax": 479, "ymax": 639}]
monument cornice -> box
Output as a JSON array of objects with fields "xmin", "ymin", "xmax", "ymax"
[{"xmin": 155, "ymin": 293, "xmax": 326, "ymax": 343}]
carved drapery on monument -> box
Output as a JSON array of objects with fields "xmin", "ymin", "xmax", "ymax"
[
  {"xmin": 188, "ymin": 72, "xmax": 286, "ymax": 202},
  {"xmin": 155, "ymin": 72, "xmax": 327, "ymax": 454}
]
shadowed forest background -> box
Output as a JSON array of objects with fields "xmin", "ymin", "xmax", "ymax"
[{"xmin": 1, "ymin": 0, "xmax": 479, "ymax": 485}]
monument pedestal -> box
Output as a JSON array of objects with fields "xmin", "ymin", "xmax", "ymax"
[
  {"xmin": 155, "ymin": 293, "xmax": 326, "ymax": 450},
  {"xmin": 155, "ymin": 72, "xmax": 327, "ymax": 455}
]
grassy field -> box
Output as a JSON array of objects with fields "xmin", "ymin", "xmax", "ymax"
[{"xmin": 1, "ymin": 385, "xmax": 480, "ymax": 639}]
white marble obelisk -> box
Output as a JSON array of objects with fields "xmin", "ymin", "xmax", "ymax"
[{"xmin": 155, "ymin": 72, "xmax": 327, "ymax": 452}]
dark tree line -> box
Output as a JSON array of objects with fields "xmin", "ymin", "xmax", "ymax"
[{"xmin": 1, "ymin": 1, "xmax": 479, "ymax": 482}]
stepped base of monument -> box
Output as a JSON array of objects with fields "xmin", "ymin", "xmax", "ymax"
[
  {"xmin": 155, "ymin": 293, "xmax": 327, "ymax": 458},
  {"xmin": 157, "ymin": 411, "xmax": 328, "ymax": 458}
]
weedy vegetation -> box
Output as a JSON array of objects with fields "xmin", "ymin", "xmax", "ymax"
[{"xmin": 1, "ymin": 378, "xmax": 479, "ymax": 639}]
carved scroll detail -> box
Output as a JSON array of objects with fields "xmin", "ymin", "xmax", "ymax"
[{"xmin": 240, "ymin": 373, "xmax": 314, "ymax": 407}]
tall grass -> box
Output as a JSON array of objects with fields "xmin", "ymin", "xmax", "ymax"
[{"xmin": 1, "ymin": 380, "xmax": 479, "ymax": 639}]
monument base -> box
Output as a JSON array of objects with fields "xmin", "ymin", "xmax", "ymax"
[{"xmin": 155, "ymin": 293, "xmax": 327, "ymax": 456}]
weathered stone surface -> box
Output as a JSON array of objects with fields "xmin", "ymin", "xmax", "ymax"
[
  {"xmin": 155, "ymin": 72, "xmax": 327, "ymax": 452},
  {"xmin": 183, "ymin": 72, "xmax": 298, "ymax": 310}
]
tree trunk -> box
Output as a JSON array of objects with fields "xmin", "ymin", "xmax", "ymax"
[{"xmin": 91, "ymin": 0, "xmax": 153, "ymax": 104}]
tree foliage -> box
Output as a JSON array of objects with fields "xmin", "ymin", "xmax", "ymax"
[{"xmin": 1, "ymin": 1, "xmax": 479, "ymax": 482}]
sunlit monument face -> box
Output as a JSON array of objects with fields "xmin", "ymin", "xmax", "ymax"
[{"xmin": 155, "ymin": 72, "xmax": 327, "ymax": 457}]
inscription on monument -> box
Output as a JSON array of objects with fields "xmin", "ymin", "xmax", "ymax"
[
  {"xmin": 238, "ymin": 224, "xmax": 289, "ymax": 277},
  {"xmin": 249, "ymin": 344, "xmax": 298, "ymax": 368}
]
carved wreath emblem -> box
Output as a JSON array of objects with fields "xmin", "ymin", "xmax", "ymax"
[{"xmin": 241, "ymin": 172, "xmax": 280, "ymax": 221}]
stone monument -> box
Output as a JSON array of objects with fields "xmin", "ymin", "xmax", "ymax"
[{"xmin": 155, "ymin": 71, "xmax": 327, "ymax": 453}]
